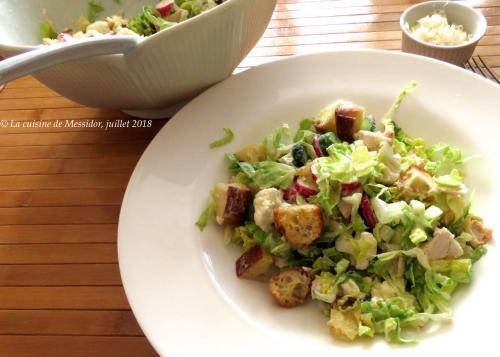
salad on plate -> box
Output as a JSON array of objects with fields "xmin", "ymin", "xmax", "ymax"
[
  {"xmin": 41, "ymin": 0, "xmax": 225, "ymax": 44},
  {"xmin": 197, "ymin": 83, "xmax": 493, "ymax": 343}
]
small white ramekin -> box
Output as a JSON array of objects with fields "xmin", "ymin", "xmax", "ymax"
[{"xmin": 400, "ymin": 1, "xmax": 487, "ymax": 66}]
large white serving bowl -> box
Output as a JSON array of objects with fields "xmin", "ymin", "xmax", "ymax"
[
  {"xmin": 0, "ymin": 0, "xmax": 275, "ymax": 116},
  {"xmin": 118, "ymin": 50, "xmax": 500, "ymax": 357}
]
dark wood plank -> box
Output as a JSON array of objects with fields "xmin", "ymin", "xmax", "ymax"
[
  {"xmin": 0, "ymin": 310, "xmax": 142, "ymax": 336},
  {"xmin": 0, "ymin": 224, "xmax": 116, "ymax": 244},
  {"xmin": 0, "ymin": 244, "xmax": 117, "ymax": 264},
  {"xmin": 0, "ymin": 336, "xmax": 158, "ymax": 357},
  {"xmin": 0, "ymin": 190, "xmax": 124, "ymax": 207},
  {"xmin": 0, "ymin": 287, "xmax": 129, "ymax": 309},
  {"xmin": 0, "ymin": 207, "xmax": 120, "ymax": 225},
  {"xmin": 0, "ymin": 264, "xmax": 121, "ymax": 286}
]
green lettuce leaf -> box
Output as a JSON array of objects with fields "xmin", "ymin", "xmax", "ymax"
[
  {"xmin": 470, "ymin": 245, "xmax": 487, "ymax": 263},
  {"xmin": 128, "ymin": 6, "xmax": 175, "ymax": 36},
  {"xmin": 371, "ymin": 197, "xmax": 408, "ymax": 225},
  {"xmin": 294, "ymin": 118, "xmax": 317, "ymax": 142},
  {"xmin": 430, "ymin": 259, "xmax": 472, "ymax": 283},
  {"xmin": 382, "ymin": 81, "xmax": 418, "ymax": 121},
  {"xmin": 209, "ymin": 128, "xmax": 234, "ymax": 148},
  {"xmin": 426, "ymin": 143, "xmax": 463, "ymax": 174},
  {"xmin": 360, "ymin": 299, "xmax": 416, "ymax": 343},
  {"xmin": 234, "ymin": 222, "xmax": 293, "ymax": 259},
  {"xmin": 311, "ymin": 272, "xmax": 338, "ymax": 303},
  {"xmin": 245, "ymin": 161, "xmax": 295, "ymax": 189},
  {"xmin": 195, "ymin": 199, "xmax": 216, "ymax": 231},
  {"xmin": 40, "ymin": 22, "xmax": 58, "ymax": 39},
  {"xmin": 225, "ymin": 154, "xmax": 295, "ymax": 189},
  {"xmin": 435, "ymin": 169, "xmax": 464, "ymax": 188},
  {"xmin": 264, "ymin": 123, "xmax": 293, "ymax": 160},
  {"xmin": 88, "ymin": 0, "xmax": 105, "ymax": 22},
  {"xmin": 209, "ymin": 128, "xmax": 234, "ymax": 149},
  {"xmin": 351, "ymin": 145, "xmax": 377, "ymax": 177},
  {"xmin": 373, "ymin": 224, "xmax": 395, "ymax": 243}
]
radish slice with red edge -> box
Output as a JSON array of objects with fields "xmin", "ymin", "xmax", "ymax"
[
  {"xmin": 341, "ymin": 182, "xmax": 361, "ymax": 191},
  {"xmin": 156, "ymin": 0, "xmax": 175, "ymax": 17},
  {"xmin": 341, "ymin": 182, "xmax": 363, "ymax": 197},
  {"xmin": 310, "ymin": 162, "xmax": 319, "ymax": 182},
  {"xmin": 295, "ymin": 178, "xmax": 319, "ymax": 197},
  {"xmin": 57, "ymin": 33, "xmax": 72, "ymax": 42},
  {"xmin": 359, "ymin": 193, "xmax": 377, "ymax": 228},
  {"xmin": 312, "ymin": 135, "xmax": 323, "ymax": 157},
  {"xmin": 283, "ymin": 187, "xmax": 298, "ymax": 201}
]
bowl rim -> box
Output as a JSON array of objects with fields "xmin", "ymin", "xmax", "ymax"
[
  {"xmin": 399, "ymin": 0, "xmax": 487, "ymax": 50},
  {"xmin": 0, "ymin": 0, "xmax": 247, "ymax": 53}
]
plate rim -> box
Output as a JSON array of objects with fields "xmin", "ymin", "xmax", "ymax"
[{"xmin": 117, "ymin": 49, "xmax": 500, "ymax": 356}]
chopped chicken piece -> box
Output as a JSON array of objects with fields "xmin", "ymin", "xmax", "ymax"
[
  {"xmin": 423, "ymin": 227, "xmax": 463, "ymax": 260},
  {"xmin": 355, "ymin": 130, "xmax": 392, "ymax": 151}
]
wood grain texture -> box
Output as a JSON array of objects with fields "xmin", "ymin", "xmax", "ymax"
[
  {"xmin": 0, "ymin": 244, "xmax": 117, "ymax": 264},
  {"xmin": 0, "ymin": 143, "xmax": 148, "ymax": 160},
  {"xmin": 0, "ymin": 264, "xmax": 121, "ymax": 286},
  {"xmin": 0, "ymin": 189, "xmax": 125, "ymax": 207},
  {"xmin": 0, "ymin": 224, "xmax": 117, "ymax": 243},
  {"xmin": 0, "ymin": 310, "xmax": 142, "ymax": 335},
  {"xmin": 0, "ymin": 287, "xmax": 129, "ymax": 309},
  {"xmin": 0, "ymin": 1, "xmax": 498, "ymax": 356},
  {"xmin": 0, "ymin": 336, "xmax": 157, "ymax": 357}
]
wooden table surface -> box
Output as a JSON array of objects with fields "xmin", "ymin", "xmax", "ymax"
[{"xmin": 0, "ymin": 1, "xmax": 498, "ymax": 356}]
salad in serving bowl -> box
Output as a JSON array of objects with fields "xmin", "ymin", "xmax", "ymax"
[
  {"xmin": 41, "ymin": 0, "xmax": 227, "ymax": 44},
  {"xmin": 0, "ymin": 0, "xmax": 275, "ymax": 113},
  {"xmin": 198, "ymin": 83, "xmax": 493, "ymax": 343}
]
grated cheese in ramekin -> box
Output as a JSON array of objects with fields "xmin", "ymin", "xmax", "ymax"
[{"xmin": 407, "ymin": 11, "xmax": 472, "ymax": 46}]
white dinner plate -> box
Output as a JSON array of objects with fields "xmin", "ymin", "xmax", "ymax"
[{"xmin": 118, "ymin": 50, "xmax": 500, "ymax": 357}]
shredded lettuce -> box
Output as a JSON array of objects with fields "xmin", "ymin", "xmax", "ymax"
[
  {"xmin": 263, "ymin": 124, "xmax": 293, "ymax": 160},
  {"xmin": 88, "ymin": 0, "xmax": 105, "ymax": 22},
  {"xmin": 311, "ymin": 272, "xmax": 338, "ymax": 303},
  {"xmin": 243, "ymin": 161, "xmax": 295, "ymax": 189},
  {"xmin": 430, "ymin": 259, "xmax": 472, "ymax": 283},
  {"xmin": 371, "ymin": 197, "xmax": 408, "ymax": 225},
  {"xmin": 195, "ymin": 199, "xmax": 216, "ymax": 231},
  {"xmin": 40, "ymin": 22, "xmax": 58, "ymax": 40},
  {"xmin": 294, "ymin": 118, "xmax": 316, "ymax": 142},
  {"xmin": 128, "ymin": 6, "xmax": 175, "ymax": 36},
  {"xmin": 351, "ymin": 145, "xmax": 377, "ymax": 177},
  {"xmin": 226, "ymin": 153, "xmax": 295, "ymax": 189},
  {"xmin": 426, "ymin": 143, "xmax": 463, "ymax": 174},
  {"xmin": 209, "ymin": 128, "xmax": 234, "ymax": 148},
  {"xmin": 200, "ymin": 81, "xmax": 491, "ymax": 345},
  {"xmin": 435, "ymin": 169, "xmax": 464, "ymax": 188},
  {"xmin": 383, "ymin": 81, "xmax": 418, "ymax": 121}
]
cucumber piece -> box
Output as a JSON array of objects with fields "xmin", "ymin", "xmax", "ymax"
[
  {"xmin": 292, "ymin": 143, "xmax": 308, "ymax": 167},
  {"xmin": 362, "ymin": 115, "xmax": 376, "ymax": 132},
  {"xmin": 318, "ymin": 132, "xmax": 339, "ymax": 154}
]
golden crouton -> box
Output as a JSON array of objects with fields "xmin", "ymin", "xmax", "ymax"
[
  {"xmin": 397, "ymin": 165, "xmax": 436, "ymax": 200},
  {"xmin": 268, "ymin": 267, "xmax": 311, "ymax": 308},
  {"xmin": 274, "ymin": 204, "xmax": 323, "ymax": 248},
  {"xmin": 213, "ymin": 183, "xmax": 251, "ymax": 226},
  {"xmin": 234, "ymin": 143, "xmax": 267, "ymax": 163},
  {"xmin": 235, "ymin": 245, "xmax": 274, "ymax": 280},
  {"xmin": 335, "ymin": 103, "xmax": 365, "ymax": 143},
  {"xmin": 314, "ymin": 101, "xmax": 339, "ymax": 133}
]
